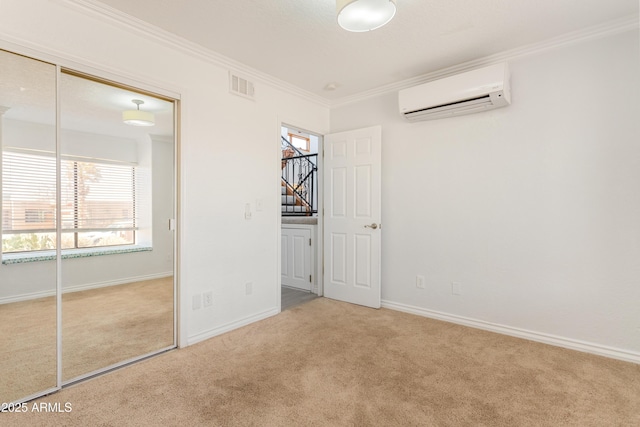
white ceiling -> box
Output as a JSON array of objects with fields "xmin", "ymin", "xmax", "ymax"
[
  {"xmin": 0, "ymin": 49, "xmax": 174, "ymax": 139},
  {"xmin": 96, "ymin": 0, "xmax": 639, "ymax": 101}
]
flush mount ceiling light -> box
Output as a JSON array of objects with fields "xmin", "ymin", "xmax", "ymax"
[
  {"xmin": 324, "ymin": 82, "xmax": 340, "ymax": 91},
  {"xmin": 337, "ymin": 0, "xmax": 397, "ymax": 32},
  {"xmin": 122, "ymin": 99, "xmax": 155, "ymax": 126}
]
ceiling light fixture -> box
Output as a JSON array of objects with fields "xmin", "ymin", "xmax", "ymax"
[
  {"xmin": 337, "ymin": 0, "xmax": 396, "ymax": 32},
  {"xmin": 324, "ymin": 82, "xmax": 340, "ymax": 91},
  {"xmin": 122, "ymin": 99, "xmax": 155, "ymax": 126}
]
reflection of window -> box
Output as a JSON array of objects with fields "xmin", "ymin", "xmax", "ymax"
[
  {"xmin": 2, "ymin": 150, "xmax": 138, "ymax": 253},
  {"xmin": 25, "ymin": 209, "xmax": 53, "ymax": 223},
  {"xmin": 289, "ymin": 133, "xmax": 310, "ymax": 152}
]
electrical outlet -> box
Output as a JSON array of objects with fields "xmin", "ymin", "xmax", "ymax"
[
  {"xmin": 245, "ymin": 282, "xmax": 253, "ymax": 295},
  {"xmin": 416, "ymin": 275, "xmax": 425, "ymax": 289},
  {"xmin": 451, "ymin": 282, "xmax": 461, "ymax": 296},
  {"xmin": 192, "ymin": 294, "xmax": 202, "ymax": 310},
  {"xmin": 203, "ymin": 291, "xmax": 213, "ymax": 307},
  {"xmin": 244, "ymin": 203, "xmax": 252, "ymax": 220}
]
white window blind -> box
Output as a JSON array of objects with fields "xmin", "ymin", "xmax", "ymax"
[
  {"xmin": 60, "ymin": 160, "xmax": 136, "ymax": 231},
  {"xmin": 2, "ymin": 151, "xmax": 57, "ymax": 234},
  {"xmin": 2, "ymin": 150, "xmax": 137, "ymax": 253}
]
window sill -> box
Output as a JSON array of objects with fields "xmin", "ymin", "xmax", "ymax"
[{"xmin": 1, "ymin": 245, "xmax": 152, "ymax": 265}]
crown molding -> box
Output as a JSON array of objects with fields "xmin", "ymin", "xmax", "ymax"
[
  {"xmin": 59, "ymin": 0, "xmax": 330, "ymax": 108},
  {"xmin": 330, "ymin": 13, "xmax": 639, "ymax": 108}
]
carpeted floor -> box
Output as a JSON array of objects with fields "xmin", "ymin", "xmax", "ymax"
[
  {"xmin": 2, "ymin": 297, "xmax": 639, "ymax": 426},
  {"xmin": 0, "ymin": 277, "xmax": 174, "ymax": 403}
]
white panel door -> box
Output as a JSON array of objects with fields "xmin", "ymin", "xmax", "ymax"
[
  {"xmin": 281, "ymin": 227, "xmax": 312, "ymax": 291},
  {"xmin": 324, "ymin": 125, "xmax": 381, "ymax": 308}
]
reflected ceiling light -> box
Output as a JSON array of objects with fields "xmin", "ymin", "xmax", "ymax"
[
  {"xmin": 122, "ymin": 99, "xmax": 155, "ymax": 126},
  {"xmin": 337, "ymin": 0, "xmax": 396, "ymax": 32}
]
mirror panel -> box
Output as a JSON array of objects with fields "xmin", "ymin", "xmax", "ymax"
[
  {"xmin": 59, "ymin": 72, "xmax": 175, "ymax": 381},
  {"xmin": 0, "ymin": 50, "xmax": 58, "ymax": 402}
]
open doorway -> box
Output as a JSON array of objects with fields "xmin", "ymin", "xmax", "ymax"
[{"xmin": 280, "ymin": 124, "xmax": 321, "ymax": 310}]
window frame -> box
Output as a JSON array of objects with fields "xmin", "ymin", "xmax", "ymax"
[
  {"xmin": 1, "ymin": 149, "xmax": 139, "ymax": 254},
  {"xmin": 288, "ymin": 133, "xmax": 310, "ymax": 152}
]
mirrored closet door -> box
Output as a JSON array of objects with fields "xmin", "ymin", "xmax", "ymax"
[
  {"xmin": 0, "ymin": 49, "xmax": 58, "ymax": 403},
  {"xmin": 60, "ymin": 72, "xmax": 174, "ymax": 382},
  {"xmin": 59, "ymin": 72, "xmax": 176, "ymax": 382},
  {"xmin": 0, "ymin": 48, "xmax": 177, "ymax": 403}
]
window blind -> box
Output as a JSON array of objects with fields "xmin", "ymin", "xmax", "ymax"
[
  {"xmin": 60, "ymin": 160, "xmax": 136, "ymax": 232},
  {"xmin": 2, "ymin": 150, "xmax": 137, "ymax": 252},
  {"xmin": 2, "ymin": 150, "xmax": 57, "ymax": 234}
]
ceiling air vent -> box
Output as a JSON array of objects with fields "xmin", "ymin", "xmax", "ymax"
[{"xmin": 229, "ymin": 72, "xmax": 255, "ymax": 100}]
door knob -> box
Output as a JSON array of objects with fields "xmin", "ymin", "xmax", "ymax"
[{"xmin": 364, "ymin": 223, "xmax": 379, "ymax": 229}]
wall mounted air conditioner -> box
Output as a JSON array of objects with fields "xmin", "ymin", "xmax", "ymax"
[{"xmin": 399, "ymin": 62, "xmax": 511, "ymax": 122}]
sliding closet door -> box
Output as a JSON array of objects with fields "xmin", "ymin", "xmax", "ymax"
[
  {"xmin": 0, "ymin": 50, "xmax": 58, "ymax": 402},
  {"xmin": 59, "ymin": 73, "xmax": 175, "ymax": 382}
]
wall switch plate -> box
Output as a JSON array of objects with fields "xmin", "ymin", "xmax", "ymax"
[
  {"xmin": 192, "ymin": 294, "xmax": 202, "ymax": 310},
  {"xmin": 245, "ymin": 282, "xmax": 253, "ymax": 295},
  {"xmin": 451, "ymin": 282, "xmax": 461, "ymax": 296},
  {"xmin": 203, "ymin": 291, "xmax": 213, "ymax": 307},
  {"xmin": 244, "ymin": 203, "xmax": 252, "ymax": 220},
  {"xmin": 416, "ymin": 275, "xmax": 425, "ymax": 289},
  {"xmin": 256, "ymin": 198, "xmax": 264, "ymax": 212}
]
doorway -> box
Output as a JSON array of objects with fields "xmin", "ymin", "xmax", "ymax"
[
  {"xmin": 279, "ymin": 124, "xmax": 383, "ymax": 310},
  {"xmin": 280, "ymin": 124, "xmax": 322, "ymax": 310}
]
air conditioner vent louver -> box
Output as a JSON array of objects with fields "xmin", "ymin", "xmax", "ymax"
[
  {"xmin": 229, "ymin": 72, "xmax": 255, "ymax": 100},
  {"xmin": 406, "ymin": 94, "xmax": 491, "ymax": 115}
]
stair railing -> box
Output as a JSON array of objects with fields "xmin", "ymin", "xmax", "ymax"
[{"xmin": 281, "ymin": 136, "xmax": 317, "ymax": 215}]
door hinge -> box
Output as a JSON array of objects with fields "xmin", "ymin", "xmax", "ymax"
[
  {"xmin": 309, "ymin": 275, "xmax": 312, "ymax": 283},
  {"xmin": 309, "ymin": 238, "xmax": 312, "ymax": 246}
]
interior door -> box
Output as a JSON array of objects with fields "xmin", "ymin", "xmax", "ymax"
[{"xmin": 323, "ymin": 125, "xmax": 381, "ymax": 308}]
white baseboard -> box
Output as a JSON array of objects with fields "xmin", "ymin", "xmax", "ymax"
[
  {"xmin": 0, "ymin": 272, "xmax": 173, "ymax": 305},
  {"xmin": 381, "ymin": 299, "xmax": 640, "ymax": 365},
  {"xmin": 187, "ymin": 308, "xmax": 280, "ymax": 346}
]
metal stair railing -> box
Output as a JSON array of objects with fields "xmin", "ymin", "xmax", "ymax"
[{"xmin": 281, "ymin": 136, "xmax": 317, "ymax": 215}]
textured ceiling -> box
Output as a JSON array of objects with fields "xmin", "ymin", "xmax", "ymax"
[{"xmin": 95, "ymin": 0, "xmax": 638, "ymax": 101}]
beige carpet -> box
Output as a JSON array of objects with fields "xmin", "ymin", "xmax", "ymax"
[
  {"xmin": 2, "ymin": 297, "xmax": 639, "ymax": 426},
  {"xmin": 0, "ymin": 277, "xmax": 174, "ymax": 403},
  {"xmin": 0, "ymin": 293, "xmax": 57, "ymax": 403}
]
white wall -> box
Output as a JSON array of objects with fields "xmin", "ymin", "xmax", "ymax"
[
  {"xmin": 0, "ymin": 0, "xmax": 330, "ymax": 344},
  {"xmin": 330, "ymin": 30, "xmax": 640, "ymax": 359}
]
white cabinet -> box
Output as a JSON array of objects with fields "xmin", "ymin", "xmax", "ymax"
[{"xmin": 281, "ymin": 225, "xmax": 314, "ymax": 291}]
